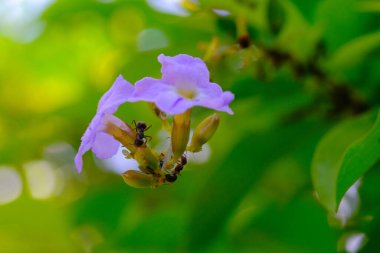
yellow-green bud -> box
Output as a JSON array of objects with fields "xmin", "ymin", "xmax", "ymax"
[
  {"xmin": 105, "ymin": 117, "xmax": 136, "ymax": 154},
  {"xmin": 171, "ymin": 109, "xmax": 191, "ymax": 160},
  {"xmin": 134, "ymin": 147, "xmax": 159, "ymax": 173},
  {"xmin": 188, "ymin": 113, "xmax": 220, "ymax": 152},
  {"xmin": 122, "ymin": 170, "xmax": 155, "ymax": 188}
]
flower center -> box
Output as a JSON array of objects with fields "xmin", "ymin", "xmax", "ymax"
[
  {"xmin": 175, "ymin": 82, "xmax": 197, "ymax": 99},
  {"xmin": 178, "ymin": 88, "xmax": 197, "ymax": 99}
]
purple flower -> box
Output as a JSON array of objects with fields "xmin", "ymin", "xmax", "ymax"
[
  {"xmin": 131, "ymin": 54, "xmax": 234, "ymax": 114},
  {"xmin": 75, "ymin": 75, "xmax": 134, "ymax": 173}
]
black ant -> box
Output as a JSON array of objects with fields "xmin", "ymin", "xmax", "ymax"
[
  {"xmin": 165, "ymin": 155, "xmax": 187, "ymax": 183},
  {"xmin": 132, "ymin": 120, "xmax": 151, "ymax": 146},
  {"xmin": 180, "ymin": 155, "xmax": 187, "ymax": 166}
]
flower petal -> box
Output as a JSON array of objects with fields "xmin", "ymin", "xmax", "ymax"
[
  {"xmin": 130, "ymin": 77, "xmax": 172, "ymax": 102},
  {"xmin": 195, "ymin": 91, "xmax": 235, "ymax": 115},
  {"xmin": 75, "ymin": 75, "xmax": 135, "ymax": 173},
  {"xmin": 197, "ymin": 82, "xmax": 224, "ymax": 99},
  {"xmin": 98, "ymin": 75, "xmax": 134, "ymax": 114},
  {"xmin": 155, "ymin": 90, "xmax": 195, "ymax": 114},
  {"xmin": 92, "ymin": 132, "xmax": 120, "ymax": 159},
  {"xmin": 74, "ymin": 143, "xmax": 89, "ymax": 173},
  {"xmin": 74, "ymin": 113, "xmax": 104, "ymax": 172},
  {"xmin": 158, "ymin": 54, "xmax": 210, "ymax": 86},
  {"xmin": 131, "ymin": 55, "xmax": 234, "ymax": 115}
]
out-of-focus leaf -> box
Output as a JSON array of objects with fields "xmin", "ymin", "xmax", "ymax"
[
  {"xmin": 312, "ymin": 110, "xmax": 380, "ymax": 212},
  {"xmin": 225, "ymin": 120, "xmax": 330, "ymax": 252},
  {"xmin": 0, "ymin": 198, "xmax": 79, "ymax": 253},
  {"xmin": 73, "ymin": 187, "xmax": 128, "ymax": 234},
  {"xmin": 315, "ymin": 0, "xmax": 374, "ymax": 52},
  {"xmin": 358, "ymin": 1, "xmax": 380, "ymax": 12},
  {"xmin": 236, "ymin": 197, "xmax": 338, "ymax": 253},
  {"xmin": 358, "ymin": 163, "xmax": 380, "ymax": 252},
  {"xmin": 105, "ymin": 210, "xmax": 185, "ymax": 252},
  {"xmin": 231, "ymin": 71, "xmax": 304, "ymax": 99},
  {"xmin": 184, "ymin": 133, "xmax": 266, "ymax": 250},
  {"xmin": 267, "ymin": 0, "xmax": 286, "ymax": 35},
  {"xmin": 275, "ymin": 0, "xmax": 321, "ymax": 61},
  {"xmin": 201, "ymin": 0, "xmax": 268, "ymax": 35},
  {"xmin": 359, "ymin": 162, "xmax": 380, "ymax": 213},
  {"xmin": 232, "ymin": 73, "xmax": 313, "ymax": 131},
  {"xmin": 290, "ymin": 0, "xmax": 321, "ymax": 22},
  {"xmin": 327, "ymin": 31, "xmax": 380, "ymax": 73},
  {"xmin": 359, "ymin": 216, "xmax": 380, "ymax": 253},
  {"xmin": 185, "ymin": 120, "xmax": 324, "ymax": 250}
]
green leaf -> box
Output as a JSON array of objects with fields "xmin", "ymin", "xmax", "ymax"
[
  {"xmin": 267, "ymin": 0, "xmax": 286, "ymax": 35},
  {"xmin": 186, "ymin": 120, "xmax": 325, "ymax": 251},
  {"xmin": 290, "ymin": 0, "xmax": 321, "ymax": 23},
  {"xmin": 315, "ymin": 0, "xmax": 373, "ymax": 52},
  {"xmin": 73, "ymin": 187, "xmax": 129, "ymax": 234},
  {"xmin": 336, "ymin": 112, "xmax": 380, "ymax": 202},
  {"xmin": 327, "ymin": 31, "xmax": 380, "ymax": 73},
  {"xmin": 275, "ymin": 0, "xmax": 321, "ymax": 61},
  {"xmin": 358, "ymin": 164, "xmax": 380, "ymax": 253},
  {"xmin": 108, "ymin": 210, "xmax": 185, "ymax": 252},
  {"xmin": 358, "ymin": 1, "xmax": 380, "ymax": 13},
  {"xmin": 312, "ymin": 110, "xmax": 380, "ymax": 212},
  {"xmin": 201, "ymin": 0, "xmax": 269, "ymax": 34},
  {"xmin": 0, "ymin": 198, "xmax": 80, "ymax": 253},
  {"xmin": 239, "ymin": 197, "xmax": 338, "ymax": 253}
]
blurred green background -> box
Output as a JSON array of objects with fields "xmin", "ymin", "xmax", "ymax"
[{"xmin": 1, "ymin": 0, "xmax": 380, "ymax": 252}]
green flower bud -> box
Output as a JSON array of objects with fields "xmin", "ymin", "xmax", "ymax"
[
  {"xmin": 106, "ymin": 119, "xmax": 137, "ymax": 154},
  {"xmin": 188, "ymin": 113, "xmax": 220, "ymax": 152},
  {"xmin": 171, "ymin": 109, "xmax": 191, "ymax": 160},
  {"xmin": 122, "ymin": 170, "xmax": 155, "ymax": 188}
]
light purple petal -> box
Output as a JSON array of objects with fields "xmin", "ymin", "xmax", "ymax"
[
  {"xmin": 75, "ymin": 75, "xmax": 136, "ymax": 173},
  {"xmin": 197, "ymin": 82, "xmax": 224, "ymax": 99},
  {"xmin": 74, "ymin": 114, "xmax": 103, "ymax": 172},
  {"xmin": 130, "ymin": 54, "xmax": 234, "ymax": 114},
  {"xmin": 194, "ymin": 90, "xmax": 235, "ymax": 115},
  {"xmin": 97, "ymin": 75, "xmax": 134, "ymax": 114},
  {"xmin": 75, "ymin": 112, "xmax": 128, "ymax": 172},
  {"xmin": 155, "ymin": 90, "xmax": 195, "ymax": 114},
  {"xmin": 130, "ymin": 77, "xmax": 173, "ymax": 102},
  {"xmin": 75, "ymin": 144, "xmax": 88, "ymax": 173},
  {"xmin": 222, "ymin": 91, "xmax": 235, "ymax": 105},
  {"xmin": 158, "ymin": 54, "xmax": 210, "ymax": 86},
  {"xmin": 92, "ymin": 132, "xmax": 120, "ymax": 159}
]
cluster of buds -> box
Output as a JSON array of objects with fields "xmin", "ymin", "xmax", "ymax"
[
  {"xmin": 121, "ymin": 109, "xmax": 221, "ymax": 188},
  {"xmin": 75, "ymin": 54, "xmax": 234, "ymax": 188}
]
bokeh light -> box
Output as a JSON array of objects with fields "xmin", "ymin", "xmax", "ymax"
[
  {"xmin": 23, "ymin": 160, "xmax": 59, "ymax": 200},
  {"xmin": 0, "ymin": 167, "xmax": 22, "ymax": 205}
]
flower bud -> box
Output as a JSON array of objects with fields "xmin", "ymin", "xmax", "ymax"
[
  {"xmin": 134, "ymin": 147, "xmax": 159, "ymax": 173},
  {"xmin": 122, "ymin": 170, "xmax": 155, "ymax": 188},
  {"xmin": 171, "ymin": 109, "xmax": 191, "ymax": 160},
  {"xmin": 188, "ymin": 113, "xmax": 220, "ymax": 152},
  {"xmin": 104, "ymin": 115, "xmax": 137, "ymax": 154}
]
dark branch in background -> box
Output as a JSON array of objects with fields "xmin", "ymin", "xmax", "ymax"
[
  {"xmin": 204, "ymin": 0, "xmax": 369, "ymax": 120},
  {"xmin": 217, "ymin": 0, "xmax": 370, "ymax": 120},
  {"xmin": 236, "ymin": 33, "xmax": 369, "ymax": 120}
]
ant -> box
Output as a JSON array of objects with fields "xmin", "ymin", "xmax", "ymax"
[
  {"xmin": 132, "ymin": 120, "xmax": 152, "ymax": 146},
  {"xmin": 165, "ymin": 155, "xmax": 187, "ymax": 183}
]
